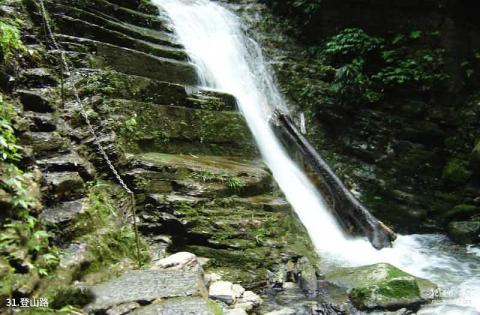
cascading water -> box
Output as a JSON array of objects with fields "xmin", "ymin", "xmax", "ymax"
[{"xmin": 154, "ymin": 0, "xmax": 480, "ymax": 313}]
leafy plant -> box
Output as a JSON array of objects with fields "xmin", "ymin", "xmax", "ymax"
[
  {"xmin": 226, "ymin": 176, "xmax": 245, "ymax": 193},
  {"xmin": 321, "ymin": 28, "xmax": 449, "ymax": 106},
  {"xmin": 0, "ymin": 20, "xmax": 25, "ymax": 61}
]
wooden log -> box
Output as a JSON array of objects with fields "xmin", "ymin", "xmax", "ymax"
[{"xmin": 272, "ymin": 112, "xmax": 396, "ymax": 249}]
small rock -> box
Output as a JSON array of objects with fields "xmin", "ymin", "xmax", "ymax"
[
  {"xmin": 282, "ymin": 282, "xmax": 297, "ymax": 289},
  {"xmin": 234, "ymin": 290, "xmax": 262, "ymax": 311},
  {"xmin": 150, "ymin": 252, "xmax": 199, "ymax": 271},
  {"xmin": 209, "ymin": 281, "xmax": 236, "ymax": 305},
  {"xmin": 263, "ymin": 307, "xmax": 296, "ymax": 315},
  {"xmin": 232, "ymin": 284, "xmax": 245, "ymax": 298},
  {"xmin": 225, "ymin": 309, "xmax": 248, "ymax": 315},
  {"xmin": 204, "ymin": 272, "xmax": 222, "ymax": 287}
]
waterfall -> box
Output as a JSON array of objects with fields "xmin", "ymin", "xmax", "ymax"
[
  {"xmin": 153, "ymin": 0, "xmax": 350, "ymax": 253},
  {"xmin": 154, "ymin": 0, "xmax": 480, "ymax": 313}
]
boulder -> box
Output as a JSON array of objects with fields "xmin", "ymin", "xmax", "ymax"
[
  {"xmin": 325, "ymin": 263, "xmax": 437, "ymax": 311},
  {"xmin": 448, "ymin": 220, "xmax": 480, "ymax": 244},
  {"xmin": 209, "ymin": 280, "xmax": 236, "ymax": 305}
]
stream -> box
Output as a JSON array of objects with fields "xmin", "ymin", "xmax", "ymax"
[{"xmin": 153, "ymin": 0, "xmax": 480, "ymax": 314}]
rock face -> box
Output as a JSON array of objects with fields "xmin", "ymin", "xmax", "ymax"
[{"xmin": 325, "ymin": 263, "xmax": 437, "ymax": 311}]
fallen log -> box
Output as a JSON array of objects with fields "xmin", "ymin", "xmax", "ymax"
[{"xmin": 272, "ymin": 111, "xmax": 396, "ymax": 249}]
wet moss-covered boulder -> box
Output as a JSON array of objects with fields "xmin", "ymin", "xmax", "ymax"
[
  {"xmin": 325, "ymin": 263, "xmax": 437, "ymax": 311},
  {"xmin": 448, "ymin": 220, "xmax": 480, "ymax": 244}
]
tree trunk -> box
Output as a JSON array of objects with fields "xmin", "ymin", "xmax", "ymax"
[{"xmin": 272, "ymin": 112, "xmax": 396, "ymax": 249}]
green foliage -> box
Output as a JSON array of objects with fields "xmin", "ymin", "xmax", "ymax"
[
  {"xmin": 442, "ymin": 158, "xmax": 472, "ymax": 184},
  {"xmin": 0, "ymin": 96, "xmax": 21, "ymax": 162},
  {"xmin": 226, "ymin": 176, "xmax": 245, "ymax": 193},
  {"xmin": 323, "ymin": 28, "xmax": 383, "ymax": 62},
  {"xmin": 0, "ymin": 96, "xmax": 59, "ymax": 285},
  {"xmin": 0, "ymin": 19, "xmax": 25, "ymax": 61},
  {"xmin": 322, "ymin": 28, "xmax": 449, "ymax": 106},
  {"xmin": 191, "ymin": 171, "xmax": 245, "ymax": 192}
]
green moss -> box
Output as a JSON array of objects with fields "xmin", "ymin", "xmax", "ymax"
[
  {"xmin": 442, "ymin": 158, "xmax": 472, "ymax": 184},
  {"xmin": 207, "ymin": 300, "xmax": 224, "ymax": 315}
]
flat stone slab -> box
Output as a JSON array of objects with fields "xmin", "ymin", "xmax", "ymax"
[
  {"xmin": 40, "ymin": 198, "xmax": 87, "ymax": 225},
  {"xmin": 132, "ymin": 297, "xmax": 217, "ymax": 315},
  {"xmin": 87, "ymin": 269, "xmax": 207, "ymax": 312}
]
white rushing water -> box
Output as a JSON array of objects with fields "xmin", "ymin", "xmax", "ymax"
[{"xmin": 154, "ymin": 0, "xmax": 480, "ymax": 313}]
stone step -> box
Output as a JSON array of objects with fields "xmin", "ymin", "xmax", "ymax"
[
  {"xmin": 24, "ymin": 111, "xmax": 57, "ymax": 132},
  {"xmin": 18, "ymin": 68, "xmax": 58, "ymax": 88},
  {"xmin": 47, "ymin": 0, "xmax": 172, "ymax": 32},
  {"xmin": 52, "ymin": 14, "xmax": 188, "ymax": 61},
  {"xmin": 40, "ymin": 198, "xmax": 88, "ymax": 227},
  {"xmin": 50, "ymin": 3, "xmax": 181, "ymax": 48},
  {"xmin": 75, "ymin": 69, "xmax": 236, "ymax": 111},
  {"xmin": 126, "ymin": 153, "xmax": 271, "ymax": 197},
  {"xmin": 55, "ymin": 35, "xmax": 197, "ymax": 86},
  {"xmin": 103, "ymin": 99, "xmax": 255, "ymax": 156},
  {"xmin": 105, "ymin": 0, "xmax": 159, "ymax": 15},
  {"xmin": 86, "ymin": 269, "xmax": 207, "ymax": 313},
  {"xmin": 16, "ymin": 88, "xmax": 55, "ymax": 113},
  {"xmin": 24, "ymin": 131, "xmax": 68, "ymax": 154},
  {"xmin": 37, "ymin": 152, "xmax": 95, "ymax": 181},
  {"xmin": 42, "ymin": 171, "xmax": 86, "ymax": 202}
]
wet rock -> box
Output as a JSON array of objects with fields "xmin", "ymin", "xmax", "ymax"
[
  {"xmin": 16, "ymin": 89, "xmax": 54, "ymax": 113},
  {"xmin": 40, "ymin": 198, "xmax": 87, "ymax": 226},
  {"xmin": 92, "ymin": 41, "xmax": 198, "ymax": 86},
  {"xmin": 18, "ymin": 68, "xmax": 58, "ymax": 88},
  {"xmin": 295, "ymin": 257, "xmax": 317, "ymax": 295},
  {"xmin": 325, "ymin": 263, "xmax": 437, "ymax": 311},
  {"xmin": 24, "ymin": 111, "xmax": 57, "ymax": 132},
  {"xmin": 448, "ymin": 220, "xmax": 480, "ymax": 244},
  {"xmin": 263, "ymin": 308, "xmax": 296, "ymax": 315},
  {"xmin": 42, "ymin": 171, "xmax": 85, "ymax": 200},
  {"xmin": 37, "ymin": 152, "xmax": 95, "ymax": 180},
  {"xmin": 27, "ymin": 131, "xmax": 67, "ymax": 152},
  {"xmin": 87, "ymin": 269, "xmax": 207, "ymax": 312},
  {"xmin": 209, "ymin": 280, "xmax": 237, "ymax": 305},
  {"xmin": 444, "ymin": 204, "xmax": 479, "ymax": 222}
]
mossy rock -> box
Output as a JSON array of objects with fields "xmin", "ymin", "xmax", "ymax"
[
  {"xmin": 442, "ymin": 158, "xmax": 472, "ymax": 184},
  {"xmin": 447, "ymin": 220, "xmax": 480, "ymax": 244},
  {"xmin": 325, "ymin": 263, "xmax": 437, "ymax": 311},
  {"xmin": 443, "ymin": 204, "xmax": 479, "ymax": 222}
]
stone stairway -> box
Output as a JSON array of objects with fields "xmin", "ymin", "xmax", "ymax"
[{"xmin": 17, "ymin": 0, "xmax": 319, "ymax": 313}]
